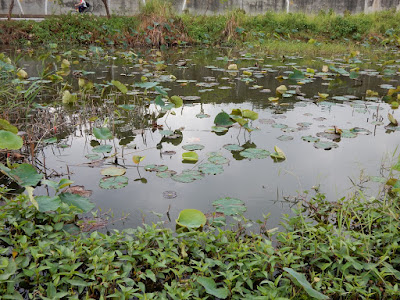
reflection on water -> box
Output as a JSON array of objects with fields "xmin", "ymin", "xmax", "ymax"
[{"xmin": 4, "ymin": 47, "xmax": 400, "ymax": 230}]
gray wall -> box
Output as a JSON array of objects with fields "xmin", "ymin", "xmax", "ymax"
[{"xmin": 2, "ymin": 0, "xmax": 400, "ymax": 16}]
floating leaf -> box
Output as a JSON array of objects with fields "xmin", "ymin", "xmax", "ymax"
[
  {"xmin": 156, "ymin": 170, "xmax": 177, "ymax": 178},
  {"xmin": 176, "ymin": 209, "xmax": 206, "ymax": 229},
  {"xmin": 111, "ymin": 80, "xmax": 128, "ymax": 94},
  {"xmin": 213, "ymin": 197, "xmax": 246, "ymax": 216},
  {"xmin": 93, "ymin": 127, "xmax": 113, "ymax": 140},
  {"xmin": 92, "ymin": 145, "xmax": 113, "ymax": 153},
  {"xmin": 214, "ymin": 112, "xmax": 234, "ymax": 127},
  {"xmin": 240, "ymin": 148, "xmax": 270, "ymax": 159},
  {"xmin": 318, "ymin": 92, "xmax": 329, "ymax": 99},
  {"xmin": 0, "ymin": 130, "xmax": 23, "ymax": 150},
  {"xmin": 198, "ymin": 163, "xmax": 224, "ymax": 175},
  {"xmin": 283, "ymin": 268, "xmax": 328, "ymax": 300},
  {"xmin": 182, "ymin": 152, "xmax": 199, "ymax": 162},
  {"xmin": 196, "ymin": 113, "xmax": 210, "ymax": 119},
  {"xmin": 159, "ymin": 130, "xmax": 174, "ymax": 136},
  {"xmin": 197, "ymin": 277, "xmax": 229, "ymax": 299},
  {"xmin": 85, "ymin": 153, "xmax": 101, "ymax": 160},
  {"xmin": 132, "ymin": 155, "xmax": 145, "ymax": 164},
  {"xmin": 227, "ymin": 64, "xmax": 238, "ymax": 70},
  {"xmin": 277, "ymin": 135, "xmax": 293, "ymax": 141},
  {"xmin": 144, "ymin": 164, "xmax": 168, "ymax": 172},
  {"xmin": 59, "ymin": 192, "xmax": 95, "ymax": 213},
  {"xmin": 99, "ymin": 176, "xmax": 128, "ymax": 189},
  {"xmin": 288, "ymin": 69, "xmax": 305, "ymax": 81},
  {"xmin": 172, "ymin": 170, "xmax": 204, "ymax": 183},
  {"xmin": 314, "ymin": 141, "xmax": 338, "ymax": 150},
  {"xmin": 302, "ymin": 136, "xmax": 320, "ymax": 143},
  {"xmin": 64, "ymin": 185, "xmax": 92, "ymax": 198},
  {"xmin": 101, "ymin": 167, "xmax": 126, "ymax": 177},
  {"xmin": 212, "ymin": 126, "xmax": 229, "ymax": 133},
  {"xmin": 223, "ymin": 144, "xmax": 244, "ymax": 151},
  {"xmin": 182, "ymin": 144, "xmax": 204, "ymax": 151},
  {"xmin": 208, "ymin": 155, "xmax": 229, "ymax": 165}
]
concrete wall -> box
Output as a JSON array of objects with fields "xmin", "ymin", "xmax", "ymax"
[{"xmin": 1, "ymin": 0, "xmax": 400, "ymax": 16}]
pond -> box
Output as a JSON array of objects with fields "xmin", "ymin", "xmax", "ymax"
[{"xmin": 2, "ymin": 46, "xmax": 400, "ymax": 230}]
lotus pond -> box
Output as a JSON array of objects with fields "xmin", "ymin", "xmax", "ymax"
[{"xmin": 1, "ymin": 46, "xmax": 400, "ymax": 229}]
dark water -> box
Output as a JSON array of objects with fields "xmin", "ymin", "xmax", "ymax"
[{"xmin": 6, "ymin": 47, "xmax": 400, "ymax": 229}]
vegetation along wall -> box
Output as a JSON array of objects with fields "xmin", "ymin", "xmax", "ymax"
[{"xmin": 1, "ymin": 0, "xmax": 400, "ymax": 16}]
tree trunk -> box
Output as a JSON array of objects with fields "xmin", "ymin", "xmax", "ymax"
[
  {"xmin": 8, "ymin": 0, "xmax": 15, "ymax": 21},
  {"xmin": 101, "ymin": 0, "xmax": 111, "ymax": 19}
]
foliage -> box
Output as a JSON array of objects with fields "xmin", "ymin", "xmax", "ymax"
[{"xmin": 1, "ymin": 164, "xmax": 400, "ymax": 298}]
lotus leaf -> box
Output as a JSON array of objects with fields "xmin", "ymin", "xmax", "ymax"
[
  {"xmin": 176, "ymin": 209, "xmax": 206, "ymax": 229},
  {"xmin": 349, "ymin": 127, "xmax": 372, "ymax": 135},
  {"xmin": 277, "ymin": 135, "xmax": 293, "ymax": 141},
  {"xmin": 276, "ymin": 85, "xmax": 288, "ymax": 95},
  {"xmin": 92, "ymin": 145, "xmax": 113, "ymax": 153},
  {"xmin": 270, "ymin": 146, "xmax": 286, "ymax": 160},
  {"xmin": 0, "ymin": 119, "xmax": 18, "ymax": 134},
  {"xmin": 156, "ymin": 170, "xmax": 177, "ymax": 178},
  {"xmin": 211, "ymin": 126, "xmax": 228, "ymax": 133},
  {"xmin": 0, "ymin": 163, "xmax": 43, "ymax": 187},
  {"xmin": 101, "ymin": 167, "xmax": 126, "ymax": 177},
  {"xmin": 314, "ymin": 141, "xmax": 338, "ymax": 150},
  {"xmin": 172, "ymin": 170, "xmax": 204, "ymax": 183},
  {"xmin": 111, "ymin": 80, "xmax": 128, "ymax": 94},
  {"xmin": 170, "ymin": 95, "xmax": 183, "ymax": 108},
  {"xmin": 159, "ymin": 130, "xmax": 174, "ymax": 136},
  {"xmin": 223, "ymin": 144, "xmax": 244, "ymax": 151},
  {"xmin": 208, "ymin": 155, "xmax": 229, "ymax": 165},
  {"xmin": 340, "ymin": 130, "xmax": 357, "ymax": 138},
  {"xmin": 196, "ymin": 113, "xmax": 210, "ymax": 119},
  {"xmin": 302, "ymin": 136, "xmax": 320, "ymax": 143},
  {"xmin": 59, "ymin": 192, "xmax": 95, "ymax": 212},
  {"xmin": 182, "ymin": 152, "xmax": 199, "ymax": 162},
  {"xmin": 288, "ymin": 69, "xmax": 305, "ymax": 81},
  {"xmin": 85, "ymin": 154, "xmax": 101, "ymax": 160},
  {"xmin": 0, "ymin": 130, "xmax": 23, "ymax": 150},
  {"xmin": 214, "ymin": 112, "xmax": 234, "ymax": 127},
  {"xmin": 132, "ymin": 155, "xmax": 145, "ymax": 164},
  {"xmin": 213, "ymin": 197, "xmax": 246, "ymax": 216},
  {"xmin": 198, "ymin": 163, "xmax": 224, "ymax": 175},
  {"xmin": 242, "ymin": 109, "xmax": 258, "ymax": 120},
  {"xmin": 388, "ymin": 113, "xmax": 398, "ymax": 126},
  {"xmin": 35, "ymin": 196, "xmax": 61, "ymax": 212},
  {"xmin": 144, "ymin": 164, "xmax": 168, "ymax": 172},
  {"xmin": 182, "ymin": 144, "xmax": 204, "ymax": 151},
  {"xmin": 93, "ymin": 127, "xmax": 113, "ymax": 140},
  {"xmin": 240, "ymin": 148, "xmax": 270, "ymax": 159},
  {"xmin": 99, "ymin": 176, "xmax": 128, "ymax": 189},
  {"xmin": 272, "ymin": 123, "xmax": 288, "ymax": 129}
]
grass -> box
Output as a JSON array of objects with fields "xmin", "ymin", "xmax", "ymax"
[{"xmin": 2, "ymin": 9, "xmax": 400, "ymax": 51}]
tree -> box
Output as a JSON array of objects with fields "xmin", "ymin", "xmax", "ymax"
[
  {"xmin": 8, "ymin": 0, "xmax": 15, "ymax": 21},
  {"xmin": 100, "ymin": 0, "xmax": 111, "ymax": 19}
]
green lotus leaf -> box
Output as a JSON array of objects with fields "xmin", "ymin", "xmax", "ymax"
[
  {"xmin": 99, "ymin": 176, "xmax": 128, "ymax": 189},
  {"xmin": 111, "ymin": 80, "xmax": 128, "ymax": 94},
  {"xmin": 176, "ymin": 209, "xmax": 206, "ymax": 229},
  {"xmin": 159, "ymin": 130, "xmax": 174, "ymax": 136},
  {"xmin": 288, "ymin": 69, "xmax": 305, "ymax": 81},
  {"xmin": 182, "ymin": 151, "xmax": 198, "ymax": 162},
  {"xmin": 0, "ymin": 130, "xmax": 23, "ymax": 150},
  {"xmin": 182, "ymin": 144, "xmax": 204, "ymax": 151},
  {"xmin": 314, "ymin": 141, "xmax": 338, "ymax": 150},
  {"xmin": 223, "ymin": 144, "xmax": 244, "ymax": 151},
  {"xmin": 213, "ymin": 197, "xmax": 246, "ymax": 216},
  {"xmin": 277, "ymin": 135, "xmax": 293, "ymax": 141},
  {"xmin": 144, "ymin": 164, "xmax": 168, "ymax": 172},
  {"xmin": 302, "ymin": 135, "xmax": 320, "ymax": 143},
  {"xmin": 242, "ymin": 109, "xmax": 258, "ymax": 120},
  {"xmin": 170, "ymin": 95, "xmax": 183, "ymax": 108},
  {"xmin": 35, "ymin": 195, "xmax": 61, "ymax": 212},
  {"xmin": 196, "ymin": 113, "xmax": 210, "ymax": 119},
  {"xmin": 208, "ymin": 155, "xmax": 229, "ymax": 165},
  {"xmin": 85, "ymin": 153, "xmax": 101, "ymax": 160},
  {"xmin": 100, "ymin": 167, "xmax": 126, "ymax": 177},
  {"xmin": 0, "ymin": 163, "xmax": 43, "ymax": 187},
  {"xmin": 93, "ymin": 127, "xmax": 113, "ymax": 140},
  {"xmin": 156, "ymin": 170, "xmax": 177, "ymax": 178},
  {"xmin": 0, "ymin": 119, "xmax": 18, "ymax": 134},
  {"xmin": 172, "ymin": 170, "xmax": 204, "ymax": 183},
  {"xmin": 211, "ymin": 126, "xmax": 229, "ymax": 133},
  {"xmin": 92, "ymin": 145, "xmax": 113, "ymax": 153},
  {"xmin": 59, "ymin": 192, "xmax": 95, "ymax": 213},
  {"xmin": 272, "ymin": 123, "xmax": 288, "ymax": 129},
  {"xmin": 239, "ymin": 148, "xmax": 270, "ymax": 159},
  {"xmin": 214, "ymin": 112, "xmax": 234, "ymax": 127},
  {"xmin": 198, "ymin": 163, "xmax": 224, "ymax": 175}
]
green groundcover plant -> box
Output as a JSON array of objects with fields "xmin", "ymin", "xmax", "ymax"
[{"xmin": 1, "ymin": 173, "xmax": 400, "ymax": 299}]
